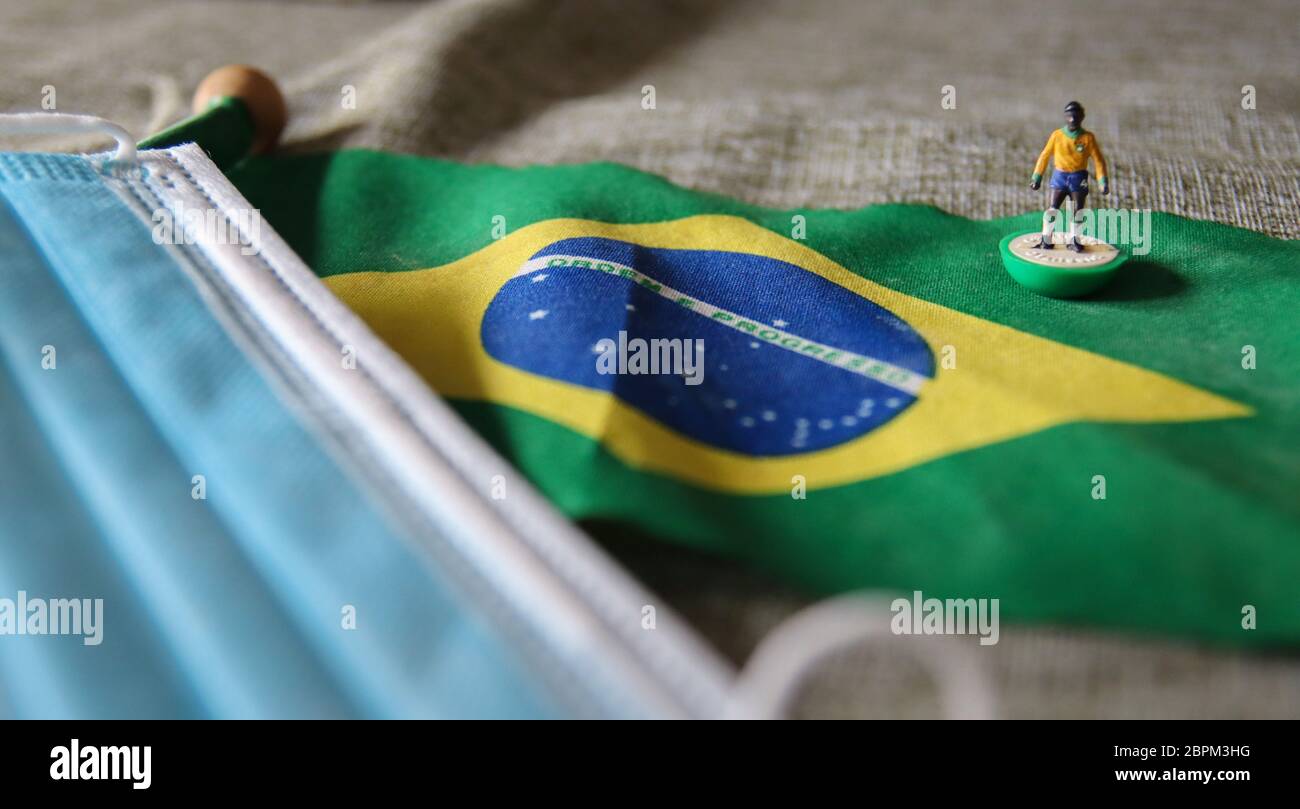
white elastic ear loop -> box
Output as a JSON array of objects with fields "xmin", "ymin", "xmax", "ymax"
[
  {"xmin": 0, "ymin": 112, "xmax": 137, "ymax": 165},
  {"xmin": 725, "ymin": 594, "xmax": 998, "ymax": 720}
]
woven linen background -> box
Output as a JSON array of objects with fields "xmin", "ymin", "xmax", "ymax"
[{"xmin": 3, "ymin": 0, "xmax": 1296, "ymax": 718}]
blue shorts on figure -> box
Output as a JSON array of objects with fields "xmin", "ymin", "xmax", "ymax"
[{"xmin": 1049, "ymin": 169, "xmax": 1090, "ymax": 194}]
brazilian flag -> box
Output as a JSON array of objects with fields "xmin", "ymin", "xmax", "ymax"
[{"xmin": 227, "ymin": 149, "xmax": 1300, "ymax": 646}]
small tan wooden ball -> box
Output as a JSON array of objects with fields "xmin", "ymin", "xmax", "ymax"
[{"xmin": 192, "ymin": 65, "xmax": 287, "ymax": 154}]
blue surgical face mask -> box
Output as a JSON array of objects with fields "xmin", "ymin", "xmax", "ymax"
[{"xmin": 0, "ymin": 138, "xmax": 733, "ymax": 719}]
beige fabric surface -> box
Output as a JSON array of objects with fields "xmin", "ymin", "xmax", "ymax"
[{"xmin": 3, "ymin": 0, "xmax": 1297, "ymax": 718}]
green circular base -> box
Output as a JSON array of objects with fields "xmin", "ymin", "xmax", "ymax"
[{"xmin": 999, "ymin": 231, "xmax": 1127, "ymax": 298}]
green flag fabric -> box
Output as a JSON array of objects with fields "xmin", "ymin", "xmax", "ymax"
[{"xmin": 229, "ymin": 149, "xmax": 1300, "ymax": 646}]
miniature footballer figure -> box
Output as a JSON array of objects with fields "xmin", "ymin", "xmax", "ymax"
[
  {"xmin": 1029, "ymin": 101, "xmax": 1109, "ymax": 252},
  {"xmin": 998, "ymin": 101, "xmax": 1125, "ymax": 298}
]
